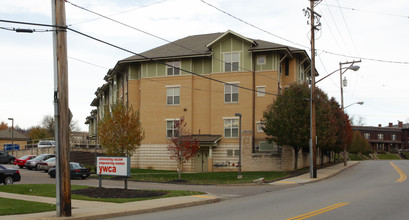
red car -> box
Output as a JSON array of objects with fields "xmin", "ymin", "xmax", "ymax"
[{"xmin": 14, "ymin": 155, "xmax": 37, "ymax": 168}]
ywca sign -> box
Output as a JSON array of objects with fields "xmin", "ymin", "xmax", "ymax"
[{"xmin": 97, "ymin": 156, "xmax": 130, "ymax": 177}]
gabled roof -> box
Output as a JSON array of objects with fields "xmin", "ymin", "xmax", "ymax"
[
  {"xmin": 121, "ymin": 33, "xmax": 223, "ymax": 62},
  {"xmin": 119, "ymin": 30, "xmax": 306, "ymax": 63},
  {"xmin": 0, "ymin": 129, "xmax": 29, "ymax": 141},
  {"xmin": 206, "ymin": 30, "xmax": 256, "ymax": 48}
]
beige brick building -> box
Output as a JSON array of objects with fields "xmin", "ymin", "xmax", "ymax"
[{"xmin": 86, "ymin": 30, "xmax": 313, "ymax": 172}]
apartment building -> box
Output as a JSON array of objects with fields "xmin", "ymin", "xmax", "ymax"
[
  {"xmin": 353, "ymin": 121, "xmax": 409, "ymax": 152},
  {"xmin": 86, "ymin": 30, "xmax": 312, "ymax": 172}
]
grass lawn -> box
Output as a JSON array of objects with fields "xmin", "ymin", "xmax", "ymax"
[
  {"xmin": 121, "ymin": 169, "xmax": 290, "ymax": 184},
  {"xmin": 0, "ymin": 184, "xmax": 202, "ymax": 203},
  {"xmin": 376, "ymin": 154, "xmax": 401, "ymax": 160},
  {"xmin": 0, "ymin": 197, "xmax": 55, "ymax": 216},
  {"xmin": 348, "ymin": 154, "xmax": 363, "ymax": 161}
]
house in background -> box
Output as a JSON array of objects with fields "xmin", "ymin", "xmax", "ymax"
[
  {"xmin": 0, "ymin": 128, "xmax": 30, "ymax": 151},
  {"xmin": 353, "ymin": 121, "xmax": 409, "ymax": 152},
  {"xmin": 86, "ymin": 30, "xmax": 314, "ymax": 172}
]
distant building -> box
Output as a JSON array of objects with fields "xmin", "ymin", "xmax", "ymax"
[
  {"xmin": 353, "ymin": 121, "xmax": 409, "ymax": 152},
  {"xmin": 0, "ymin": 128, "xmax": 30, "ymax": 151}
]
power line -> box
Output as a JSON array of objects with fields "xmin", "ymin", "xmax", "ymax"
[
  {"xmin": 199, "ymin": 0, "xmax": 409, "ymax": 65},
  {"xmin": 64, "ymin": 0, "xmax": 279, "ymax": 82},
  {"xmin": 68, "ymin": 0, "xmax": 170, "ymax": 26},
  {"xmin": 200, "ymin": 0, "xmax": 308, "ymax": 50},
  {"xmin": 335, "ymin": 0, "xmax": 360, "ymax": 57},
  {"xmin": 322, "ymin": 3, "xmax": 409, "ymax": 19},
  {"xmin": 0, "ymin": 18, "xmax": 279, "ymax": 97},
  {"xmin": 68, "ymin": 56, "xmax": 110, "ymax": 70}
]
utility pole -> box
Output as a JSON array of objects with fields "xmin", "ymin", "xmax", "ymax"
[
  {"xmin": 52, "ymin": 0, "xmax": 71, "ymax": 216},
  {"xmin": 305, "ymin": 0, "xmax": 321, "ymax": 178}
]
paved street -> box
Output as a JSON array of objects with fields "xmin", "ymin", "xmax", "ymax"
[{"xmin": 107, "ymin": 161, "xmax": 409, "ymax": 220}]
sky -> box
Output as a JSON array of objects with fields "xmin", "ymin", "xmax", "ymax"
[{"xmin": 0, "ymin": 0, "xmax": 408, "ymax": 131}]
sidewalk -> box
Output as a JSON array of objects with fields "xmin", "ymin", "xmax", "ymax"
[
  {"xmin": 270, "ymin": 161, "xmax": 359, "ymax": 185},
  {"xmin": 1, "ymin": 161, "xmax": 359, "ymax": 220}
]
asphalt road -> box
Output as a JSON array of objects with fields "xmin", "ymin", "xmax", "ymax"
[{"xmin": 107, "ymin": 160, "xmax": 409, "ymax": 220}]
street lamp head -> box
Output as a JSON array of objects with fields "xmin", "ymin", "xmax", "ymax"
[
  {"xmin": 235, "ymin": 113, "xmax": 242, "ymax": 117},
  {"xmin": 347, "ymin": 65, "xmax": 360, "ymax": 71},
  {"xmin": 357, "ymin": 101, "xmax": 364, "ymax": 105},
  {"xmin": 8, "ymin": 118, "xmax": 13, "ymax": 120}
]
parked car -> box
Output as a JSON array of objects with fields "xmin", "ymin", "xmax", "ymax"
[
  {"xmin": 37, "ymin": 140, "xmax": 56, "ymax": 148},
  {"xmin": 37, "ymin": 157, "xmax": 56, "ymax": 172},
  {"xmin": 0, "ymin": 151, "xmax": 15, "ymax": 164},
  {"xmin": 0, "ymin": 164, "xmax": 21, "ymax": 185},
  {"xmin": 14, "ymin": 155, "xmax": 37, "ymax": 168},
  {"xmin": 48, "ymin": 162, "xmax": 91, "ymax": 179},
  {"xmin": 25, "ymin": 154, "xmax": 55, "ymax": 170}
]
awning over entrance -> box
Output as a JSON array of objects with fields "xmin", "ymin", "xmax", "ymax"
[{"xmin": 189, "ymin": 134, "xmax": 221, "ymax": 146}]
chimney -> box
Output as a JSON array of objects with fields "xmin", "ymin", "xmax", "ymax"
[
  {"xmin": 389, "ymin": 123, "xmax": 393, "ymax": 127},
  {"xmin": 399, "ymin": 121, "xmax": 403, "ymax": 128},
  {"xmin": 378, "ymin": 124, "xmax": 382, "ymax": 127}
]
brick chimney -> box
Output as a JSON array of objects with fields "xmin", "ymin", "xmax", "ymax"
[
  {"xmin": 378, "ymin": 124, "xmax": 382, "ymax": 127},
  {"xmin": 389, "ymin": 123, "xmax": 393, "ymax": 127},
  {"xmin": 399, "ymin": 121, "xmax": 403, "ymax": 128}
]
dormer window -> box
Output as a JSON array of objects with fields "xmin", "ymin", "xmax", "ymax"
[
  {"xmin": 224, "ymin": 52, "xmax": 239, "ymax": 72},
  {"xmin": 167, "ymin": 60, "xmax": 180, "ymax": 76}
]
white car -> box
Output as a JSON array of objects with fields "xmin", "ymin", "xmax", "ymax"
[
  {"xmin": 37, "ymin": 140, "xmax": 56, "ymax": 148},
  {"xmin": 37, "ymin": 157, "xmax": 56, "ymax": 172}
]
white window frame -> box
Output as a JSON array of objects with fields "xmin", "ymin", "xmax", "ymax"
[
  {"xmin": 256, "ymin": 121, "xmax": 265, "ymax": 133},
  {"xmin": 364, "ymin": 133, "xmax": 370, "ymax": 139},
  {"xmin": 224, "ymin": 117, "xmax": 239, "ymax": 138},
  {"xmin": 392, "ymin": 134, "xmax": 397, "ymax": 141},
  {"xmin": 224, "ymin": 52, "xmax": 240, "ymax": 72},
  {"xmin": 256, "ymin": 55, "xmax": 266, "ymax": 65},
  {"xmin": 224, "ymin": 83, "xmax": 239, "ymax": 103},
  {"xmin": 166, "ymin": 119, "xmax": 179, "ymax": 138},
  {"xmin": 166, "ymin": 85, "xmax": 180, "ymax": 105},
  {"xmin": 378, "ymin": 133, "xmax": 384, "ymax": 140},
  {"xmin": 256, "ymin": 86, "xmax": 266, "ymax": 97},
  {"xmin": 167, "ymin": 60, "xmax": 181, "ymax": 76}
]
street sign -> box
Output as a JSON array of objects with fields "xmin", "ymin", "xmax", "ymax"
[{"xmin": 96, "ymin": 156, "xmax": 130, "ymax": 177}]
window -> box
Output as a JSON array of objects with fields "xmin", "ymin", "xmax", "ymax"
[
  {"xmin": 256, "ymin": 121, "xmax": 265, "ymax": 132},
  {"xmin": 257, "ymin": 55, "xmax": 266, "ymax": 65},
  {"xmin": 227, "ymin": 149, "xmax": 239, "ymax": 157},
  {"xmin": 284, "ymin": 59, "xmax": 289, "ymax": 76},
  {"xmin": 256, "ymin": 86, "xmax": 266, "ymax": 97},
  {"xmin": 224, "ymin": 83, "xmax": 239, "ymax": 103},
  {"xmin": 364, "ymin": 133, "xmax": 370, "ymax": 139},
  {"xmin": 166, "ymin": 119, "xmax": 179, "ymax": 138},
  {"xmin": 166, "ymin": 86, "xmax": 180, "ymax": 105},
  {"xmin": 378, "ymin": 133, "xmax": 384, "ymax": 140},
  {"xmin": 167, "ymin": 60, "xmax": 180, "ymax": 76},
  {"xmin": 224, "ymin": 52, "xmax": 239, "ymax": 72},
  {"xmin": 392, "ymin": 134, "xmax": 397, "ymax": 141},
  {"xmin": 224, "ymin": 118, "xmax": 239, "ymax": 138}
]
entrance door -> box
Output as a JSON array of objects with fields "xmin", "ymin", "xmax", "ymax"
[{"xmin": 194, "ymin": 150, "xmax": 208, "ymax": 172}]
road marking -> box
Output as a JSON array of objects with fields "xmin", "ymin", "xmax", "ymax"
[
  {"xmin": 192, "ymin": 195, "xmax": 217, "ymax": 199},
  {"xmin": 389, "ymin": 162, "xmax": 407, "ymax": 183},
  {"xmin": 286, "ymin": 202, "xmax": 350, "ymax": 220}
]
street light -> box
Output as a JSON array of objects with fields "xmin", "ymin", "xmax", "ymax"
[
  {"xmin": 344, "ymin": 101, "xmax": 364, "ymax": 109},
  {"xmin": 340, "ymin": 61, "xmax": 361, "ymax": 166},
  {"xmin": 8, "ymin": 118, "xmax": 14, "ymax": 154},
  {"xmin": 235, "ymin": 113, "xmax": 242, "ymax": 179}
]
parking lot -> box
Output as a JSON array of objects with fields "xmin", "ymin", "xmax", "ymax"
[{"xmin": 2, "ymin": 164, "xmax": 91, "ymax": 185}]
